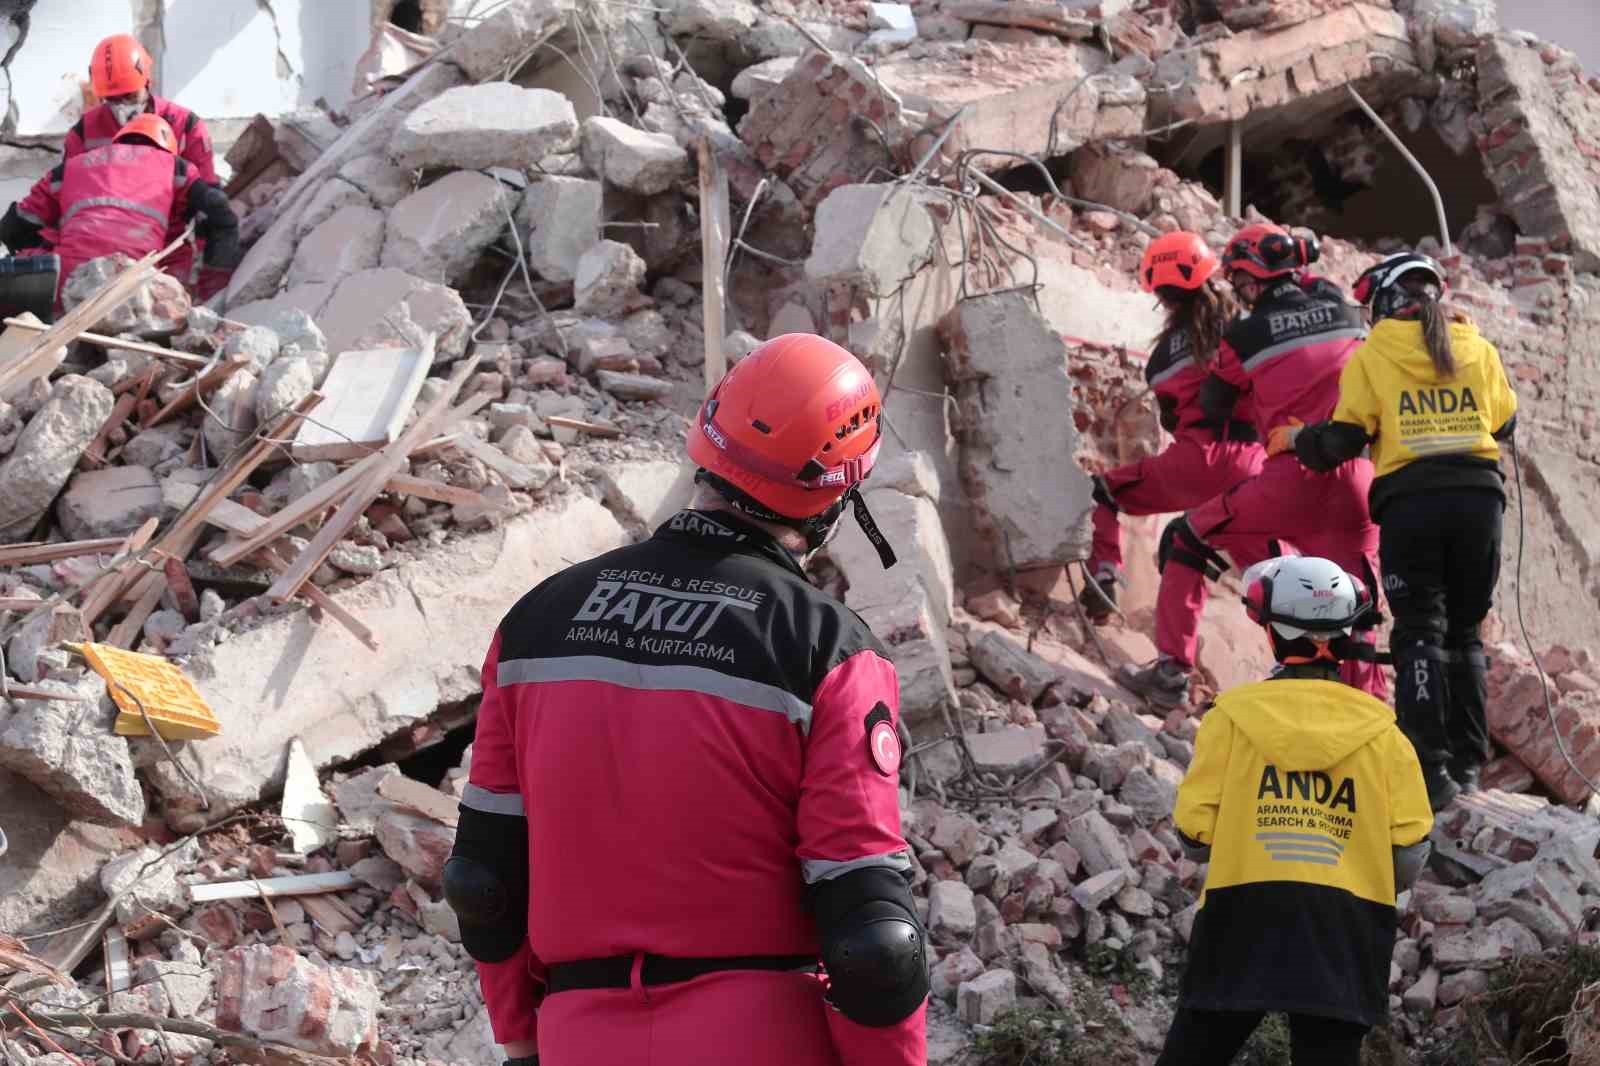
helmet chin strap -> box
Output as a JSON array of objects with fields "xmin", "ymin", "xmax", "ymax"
[{"xmin": 695, "ymin": 472, "xmax": 898, "ymax": 569}]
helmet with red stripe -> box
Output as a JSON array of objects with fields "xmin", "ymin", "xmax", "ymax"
[{"xmin": 1222, "ymin": 222, "xmax": 1321, "ymax": 280}]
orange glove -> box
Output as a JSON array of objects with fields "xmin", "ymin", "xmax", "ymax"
[{"xmin": 1266, "ymin": 417, "xmax": 1305, "ymax": 457}]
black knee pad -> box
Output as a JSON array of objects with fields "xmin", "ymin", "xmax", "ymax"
[
  {"xmin": 810, "ymin": 866, "xmax": 928, "ymax": 1027},
  {"xmin": 443, "ymin": 805, "xmax": 529, "ymax": 964}
]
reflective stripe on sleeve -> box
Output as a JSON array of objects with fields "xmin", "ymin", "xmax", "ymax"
[
  {"xmin": 460, "ymin": 783, "xmax": 525, "ymax": 817},
  {"xmin": 801, "ymin": 850, "xmax": 914, "ymax": 884}
]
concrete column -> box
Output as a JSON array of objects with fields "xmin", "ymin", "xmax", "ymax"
[{"xmin": 1225, "ymin": 120, "xmax": 1243, "ymax": 218}]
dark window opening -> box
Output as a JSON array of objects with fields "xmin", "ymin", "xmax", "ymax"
[{"xmin": 389, "ymin": 0, "xmax": 425, "ymax": 33}]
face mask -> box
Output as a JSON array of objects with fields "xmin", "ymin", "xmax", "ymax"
[{"xmin": 109, "ymin": 100, "xmax": 143, "ymax": 126}]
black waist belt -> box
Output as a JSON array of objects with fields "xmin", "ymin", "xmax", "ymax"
[
  {"xmin": 546, "ymin": 953, "xmax": 818, "ymax": 994},
  {"xmin": 1184, "ymin": 417, "xmax": 1259, "ymax": 443}
]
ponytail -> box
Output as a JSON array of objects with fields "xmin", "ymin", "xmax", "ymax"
[
  {"xmin": 1155, "ymin": 278, "xmax": 1237, "ymax": 369},
  {"xmin": 1417, "ymin": 292, "xmax": 1456, "ymax": 379}
]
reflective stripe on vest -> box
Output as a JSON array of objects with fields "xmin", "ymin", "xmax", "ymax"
[{"xmin": 60, "ymin": 195, "xmax": 168, "ymax": 229}]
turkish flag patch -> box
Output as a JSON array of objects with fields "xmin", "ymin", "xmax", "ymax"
[{"xmin": 864, "ymin": 702, "xmax": 900, "ymax": 777}]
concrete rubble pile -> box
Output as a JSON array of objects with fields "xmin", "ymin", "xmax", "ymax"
[{"xmin": 4, "ymin": 0, "xmax": 1600, "ymax": 1062}]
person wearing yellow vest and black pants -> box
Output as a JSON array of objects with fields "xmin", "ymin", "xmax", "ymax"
[
  {"xmin": 1285, "ymin": 252, "xmax": 1519, "ymax": 810},
  {"xmin": 1154, "ymin": 556, "xmax": 1433, "ymax": 1066}
]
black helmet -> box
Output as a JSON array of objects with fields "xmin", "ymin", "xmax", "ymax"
[{"xmin": 1352, "ymin": 251, "xmax": 1445, "ymax": 322}]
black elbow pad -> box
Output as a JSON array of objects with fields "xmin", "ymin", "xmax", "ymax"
[
  {"xmin": 1157, "ymin": 393, "xmax": 1180, "ymax": 433},
  {"xmin": 0, "ymin": 203, "xmax": 43, "ymax": 252},
  {"xmin": 1198, "ymin": 375, "xmax": 1240, "ymax": 420},
  {"xmin": 810, "ymin": 865, "xmax": 928, "ymax": 1027},
  {"xmin": 443, "ymin": 802, "xmax": 530, "ymax": 964}
]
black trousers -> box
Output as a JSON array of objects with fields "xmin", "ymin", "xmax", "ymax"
[
  {"xmin": 1154, "ymin": 1008, "xmax": 1368, "ymax": 1066},
  {"xmin": 1377, "ymin": 488, "xmax": 1503, "ymax": 770}
]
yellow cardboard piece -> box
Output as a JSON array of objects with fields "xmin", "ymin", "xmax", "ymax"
[{"xmin": 70, "ymin": 643, "xmax": 221, "ymax": 740}]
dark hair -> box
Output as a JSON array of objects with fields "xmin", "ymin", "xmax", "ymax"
[
  {"xmin": 1402, "ymin": 275, "xmax": 1455, "ymax": 379},
  {"xmin": 1155, "ymin": 277, "xmax": 1237, "ymax": 369}
]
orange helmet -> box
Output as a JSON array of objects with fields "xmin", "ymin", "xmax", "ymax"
[
  {"xmin": 1221, "ymin": 222, "xmax": 1321, "ymax": 280},
  {"xmin": 114, "ymin": 114, "xmax": 176, "ymax": 153},
  {"xmin": 1140, "ymin": 231, "xmax": 1219, "ymax": 293},
  {"xmin": 689, "ymin": 333, "xmax": 883, "ymax": 520},
  {"xmin": 90, "ymin": 35, "xmax": 154, "ymax": 99}
]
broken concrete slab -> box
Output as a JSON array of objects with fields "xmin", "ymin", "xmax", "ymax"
[
  {"xmin": 957, "ymin": 969, "xmax": 1016, "ymax": 1025},
  {"xmin": 148, "ymin": 492, "xmax": 627, "ymax": 814},
  {"xmin": 596, "ymin": 369, "xmax": 673, "ymax": 402},
  {"xmin": 730, "ymin": 56, "xmax": 798, "ymax": 101},
  {"xmin": 860, "ymin": 594, "xmax": 958, "ymax": 727},
  {"xmin": 575, "ymin": 240, "xmax": 647, "ymax": 317},
  {"xmin": 393, "ymin": 83, "xmax": 578, "ymax": 171},
  {"xmin": 928, "ymin": 879, "xmax": 978, "ymax": 940},
  {"xmin": 375, "ymin": 807, "xmax": 455, "ymax": 888},
  {"xmin": 806, "ymin": 184, "xmax": 936, "ymax": 295},
  {"xmin": 941, "ymin": 290, "xmax": 1094, "ymax": 571},
  {"xmin": 450, "ymin": 0, "xmax": 578, "ymax": 82},
  {"xmin": 0, "ymin": 677, "xmax": 145, "ymax": 827},
  {"xmin": 99, "ymin": 839, "xmax": 200, "ymax": 925},
  {"xmin": 55, "ymin": 465, "xmax": 163, "ymax": 541},
  {"xmin": 580, "ymin": 116, "xmax": 690, "ymax": 196},
  {"xmin": 338, "ymin": 155, "xmax": 417, "ymax": 210},
  {"xmin": 283, "ymin": 737, "xmax": 338, "ymax": 854},
  {"xmin": 595, "ymin": 459, "xmax": 695, "ymax": 533},
  {"xmin": 287, "ymin": 204, "xmax": 386, "ymax": 288},
  {"xmin": 0, "ymin": 375, "xmax": 114, "ymax": 541},
  {"xmin": 227, "ymin": 204, "xmax": 306, "ymax": 308},
  {"xmin": 517, "ymin": 175, "xmax": 603, "ymax": 283},
  {"xmin": 382, "ymin": 171, "xmax": 515, "ymax": 287},
  {"xmin": 965, "ymin": 726, "xmax": 1048, "ymax": 774},
  {"xmin": 203, "ymin": 369, "xmax": 260, "ymax": 462},
  {"xmin": 292, "ymin": 347, "xmax": 434, "ymax": 462},
  {"xmin": 332, "ymin": 764, "xmax": 402, "ymax": 834},
  {"xmin": 256, "ymin": 355, "xmax": 317, "ymax": 426},
  {"xmin": 832, "ymin": 487, "xmax": 955, "ymax": 626},
  {"xmin": 317, "ymin": 268, "xmax": 473, "ymax": 359},
  {"xmin": 295, "ymin": 178, "xmax": 374, "ymax": 241}
]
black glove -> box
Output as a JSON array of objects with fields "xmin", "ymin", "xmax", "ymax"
[
  {"xmin": 0, "ymin": 203, "xmax": 43, "ymax": 253},
  {"xmin": 1157, "ymin": 393, "xmax": 1180, "ymax": 433},
  {"xmin": 1197, "ymin": 374, "xmax": 1241, "ymax": 421},
  {"xmin": 186, "ymin": 182, "xmax": 244, "ymax": 269}
]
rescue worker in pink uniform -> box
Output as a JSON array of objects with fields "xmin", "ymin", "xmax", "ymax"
[
  {"xmin": 1121, "ymin": 223, "xmax": 1387, "ymax": 708},
  {"xmin": 68, "ymin": 34, "xmax": 223, "ymax": 296},
  {"xmin": 444, "ymin": 333, "xmax": 928, "ymax": 1066},
  {"xmin": 1080, "ymin": 231, "xmax": 1265, "ymax": 621},
  {"xmin": 1, "ymin": 115, "xmax": 240, "ymax": 308}
]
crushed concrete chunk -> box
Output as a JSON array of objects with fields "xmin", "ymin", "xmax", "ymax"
[
  {"xmin": 517, "ymin": 176, "xmax": 602, "ymax": 284},
  {"xmin": 0, "ymin": 375, "xmax": 114, "ymax": 541},
  {"xmin": 288, "ymin": 204, "xmax": 386, "ymax": 287},
  {"xmin": 450, "ymin": 0, "xmax": 577, "ymax": 82},
  {"xmin": 62, "ymin": 255, "xmax": 189, "ymax": 338},
  {"xmin": 969, "ymin": 630, "xmax": 1058, "ymax": 704},
  {"xmin": 214, "ymin": 944, "xmax": 380, "ymax": 1057},
  {"xmin": 382, "ymin": 172, "xmax": 514, "ymax": 286},
  {"xmin": 806, "ymin": 184, "xmax": 935, "ymax": 294},
  {"xmin": 574, "ymin": 240, "xmax": 647, "ymax": 317},
  {"xmin": 928, "ymin": 880, "xmax": 977, "ymax": 940},
  {"xmin": 0, "ymin": 678, "xmax": 144, "ymax": 827},
  {"xmin": 580, "ymin": 116, "xmax": 689, "ymax": 196},
  {"xmin": 392, "ymin": 83, "xmax": 578, "ymax": 171},
  {"xmin": 56, "ymin": 465, "xmax": 162, "ymax": 540},
  {"xmin": 318, "ymin": 268, "xmax": 473, "ymax": 358},
  {"xmin": 957, "ymin": 969, "xmax": 1015, "ymax": 1025}
]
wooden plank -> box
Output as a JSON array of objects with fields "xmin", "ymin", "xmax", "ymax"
[
  {"xmin": 145, "ymin": 353, "xmax": 251, "ymax": 428},
  {"xmin": 0, "ymin": 312, "xmax": 66, "ymax": 399},
  {"xmin": 79, "ymin": 516, "xmax": 161, "ymax": 628},
  {"xmin": 0, "ymin": 597, "xmax": 44, "ymax": 612},
  {"xmin": 1, "ymin": 317, "xmax": 209, "ymax": 369},
  {"xmin": 0, "ymin": 537, "xmax": 126, "ymax": 566},
  {"xmin": 291, "ymin": 346, "xmax": 435, "ymax": 462},
  {"xmin": 207, "ymin": 453, "xmax": 381, "ymax": 567},
  {"xmin": 0, "ymin": 235, "xmax": 186, "ymax": 403},
  {"xmin": 257, "ymin": 544, "xmax": 378, "ymax": 651},
  {"xmin": 697, "ymin": 137, "xmax": 729, "ymax": 390},
  {"xmin": 384, "ymin": 472, "xmax": 494, "ymax": 508},
  {"xmin": 106, "ymin": 528, "xmax": 203, "ymax": 649},
  {"xmin": 187, "ymin": 871, "xmax": 358, "ymax": 903},
  {"xmin": 81, "ymin": 392, "xmax": 139, "ymax": 468},
  {"xmin": 298, "ymin": 894, "xmax": 358, "ymax": 936},
  {"xmin": 266, "ymin": 359, "xmax": 481, "ymax": 604},
  {"xmin": 377, "ymin": 774, "xmax": 460, "ymax": 827},
  {"xmin": 545, "ymin": 414, "xmax": 622, "ymax": 438}
]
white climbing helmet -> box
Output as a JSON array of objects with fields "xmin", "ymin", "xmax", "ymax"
[{"xmin": 1241, "ymin": 556, "xmax": 1372, "ymax": 642}]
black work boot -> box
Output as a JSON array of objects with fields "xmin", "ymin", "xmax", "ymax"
[
  {"xmin": 1078, "ymin": 568, "xmax": 1119, "ymax": 624},
  {"xmin": 1449, "ymin": 760, "xmax": 1482, "ymax": 795},
  {"xmin": 1422, "ymin": 762, "xmax": 1461, "ymax": 812},
  {"xmin": 1119, "ymin": 657, "xmax": 1191, "ymax": 710}
]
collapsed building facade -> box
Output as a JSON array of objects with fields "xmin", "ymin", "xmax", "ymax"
[{"xmin": 1, "ymin": 0, "xmax": 1599, "ymax": 1063}]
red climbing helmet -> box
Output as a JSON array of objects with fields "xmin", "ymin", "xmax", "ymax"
[
  {"xmin": 1140, "ymin": 231, "xmax": 1219, "ymax": 293},
  {"xmin": 687, "ymin": 333, "xmax": 883, "ymax": 521},
  {"xmin": 1222, "ymin": 222, "xmax": 1321, "ymax": 280}
]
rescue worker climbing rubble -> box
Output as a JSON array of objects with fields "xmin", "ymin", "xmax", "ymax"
[
  {"xmin": 1155, "ymin": 555, "xmax": 1433, "ymax": 1066},
  {"xmin": 1080, "ymin": 231, "xmax": 1265, "ymax": 621},
  {"xmin": 1288, "ymin": 252, "xmax": 1519, "ymax": 810},
  {"xmin": 443, "ymin": 333, "xmax": 927, "ymax": 1066},
  {"xmin": 68, "ymin": 34, "xmax": 224, "ymax": 296},
  {"xmin": 1121, "ymin": 222, "xmax": 1387, "ymax": 709},
  {"xmin": 0, "ymin": 114, "xmax": 241, "ymax": 311}
]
